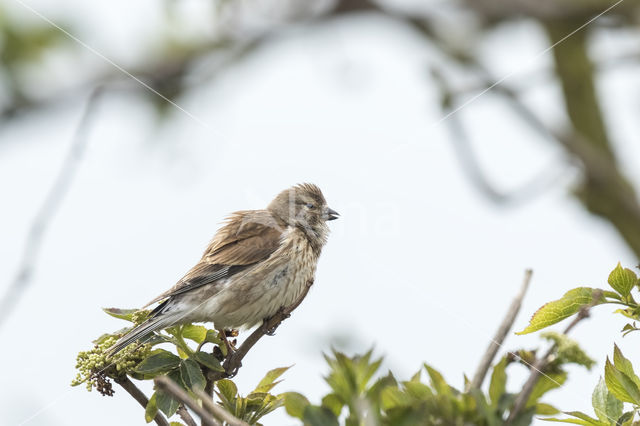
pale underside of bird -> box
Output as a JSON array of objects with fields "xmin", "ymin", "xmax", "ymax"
[{"xmin": 108, "ymin": 183, "xmax": 338, "ymax": 356}]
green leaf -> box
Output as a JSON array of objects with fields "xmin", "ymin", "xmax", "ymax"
[
  {"xmin": 612, "ymin": 345, "xmax": 640, "ymax": 389},
  {"xmin": 176, "ymin": 346, "xmax": 189, "ymax": 359},
  {"xmin": 471, "ymin": 388, "xmax": 499, "ymax": 426},
  {"xmin": 102, "ymin": 307, "xmax": 139, "ymax": 322},
  {"xmin": 302, "ymin": 405, "xmax": 339, "ymax": 426},
  {"xmin": 135, "ymin": 349, "xmax": 181, "ymax": 375},
  {"xmin": 542, "ymin": 410, "xmax": 603, "ymax": 425},
  {"xmin": 517, "ymin": 288, "xmax": 604, "ymax": 335},
  {"xmin": 608, "ymin": 263, "xmax": 638, "ymax": 297},
  {"xmin": 179, "ymin": 359, "xmax": 206, "ymax": 392},
  {"xmin": 616, "ymin": 411, "xmax": 634, "ymax": 425},
  {"xmin": 192, "ymin": 351, "xmax": 224, "ymax": 372},
  {"xmin": 592, "ymin": 377, "xmax": 623, "ymax": 424},
  {"xmin": 489, "ymin": 356, "xmax": 507, "ymax": 407},
  {"xmin": 204, "ymin": 330, "xmax": 222, "ymax": 345},
  {"xmin": 527, "ymin": 372, "xmax": 567, "ymax": 407},
  {"xmin": 321, "ymin": 393, "xmax": 343, "ymax": 417},
  {"xmin": 283, "ymin": 392, "xmax": 310, "ymax": 419},
  {"xmin": 542, "ymin": 418, "xmax": 593, "ymax": 425},
  {"xmin": 181, "ymin": 325, "xmax": 207, "ymax": 344},
  {"xmin": 217, "ymin": 379, "xmax": 238, "ymax": 402},
  {"xmin": 541, "ymin": 332, "xmax": 595, "ymax": 369},
  {"xmin": 604, "ymin": 358, "xmax": 640, "ymax": 404},
  {"xmin": 145, "ymin": 392, "xmax": 159, "ymax": 423},
  {"xmin": 156, "ymin": 388, "xmax": 180, "ymax": 417},
  {"xmin": 565, "ymin": 411, "xmax": 606, "ymax": 424},
  {"xmin": 424, "ymin": 363, "xmax": 451, "ymax": 396},
  {"xmin": 253, "ymin": 366, "xmax": 290, "ymax": 393},
  {"xmin": 403, "ymin": 381, "xmax": 432, "ymax": 399},
  {"xmin": 380, "ymin": 386, "xmax": 408, "ymax": 410},
  {"xmin": 537, "ymin": 403, "xmax": 561, "ymax": 415}
]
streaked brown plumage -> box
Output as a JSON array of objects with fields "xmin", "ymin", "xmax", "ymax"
[{"xmin": 108, "ymin": 183, "xmax": 338, "ymax": 355}]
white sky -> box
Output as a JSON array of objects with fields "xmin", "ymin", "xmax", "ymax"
[{"xmin": 1, "ymin": 1, "xmax": 640, "ymax": 425}]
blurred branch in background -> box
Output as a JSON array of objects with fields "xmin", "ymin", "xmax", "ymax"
[{"xmin": 0, "ymin": 87, "xmax": 103, "ymax": 329}]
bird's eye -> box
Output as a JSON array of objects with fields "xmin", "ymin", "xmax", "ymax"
[{"xmin": 306, "ymin": 203, "xmax": 315, "ymax": 209}]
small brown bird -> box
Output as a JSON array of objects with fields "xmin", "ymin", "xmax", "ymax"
[{"xmin": 108, "ymin": 183, "xmax": 338, "ymax": 355}]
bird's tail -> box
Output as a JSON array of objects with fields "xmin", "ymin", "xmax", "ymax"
[{"xmin": 107, "ymin": 314, "xmax": 175, "ymax": 357}]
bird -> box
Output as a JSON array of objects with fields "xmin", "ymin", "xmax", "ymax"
[{"xmin": 107, "ymin": 183, "xmax": 338, "ymax": 356}]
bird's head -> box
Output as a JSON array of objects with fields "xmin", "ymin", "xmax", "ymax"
[{"xmin": 268, "ymin": 183, "xmax": 338, "ymax": 242}]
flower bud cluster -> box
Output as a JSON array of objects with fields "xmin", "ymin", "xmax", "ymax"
[{"xmin": 71, "ymin": 334, "xmax": 151, "ymax": 394}]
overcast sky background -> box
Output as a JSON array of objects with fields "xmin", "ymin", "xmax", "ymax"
[{"xmin": 2, "ymin": 0, "xmax": 640, "ymax": 425}]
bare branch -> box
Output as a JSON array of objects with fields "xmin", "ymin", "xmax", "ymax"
[
  {"xmin": 0, "ymin": 86, "xmax": 104, "ymax": 329},
  {"xmin": 431, "ymin": 68, "xmax": 566, "ymax": 206},
  {"xmin": 505, "ymin": 291, "xmax": 601, "ymax": 424},
  {"xmin": 470, "ymin": 269, "xmax": 533, "ymax": 390},
  {"xmin": 177, "ymin": 406, "xmax": 198, "ymax": 426},
  {"xmin": 115, "ymin": 376, "xmax": 170, "ymax": 426},
  {"xmin": 154, "ymin": 376, "xmax": 220, "ymax": 426}
]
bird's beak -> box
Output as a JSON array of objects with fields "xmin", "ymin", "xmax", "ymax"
[{"xmin": 325, "ymin": 207, "xmax": 340, "ymax": 221}]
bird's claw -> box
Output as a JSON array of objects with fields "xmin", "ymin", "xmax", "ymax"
[
  {"xmin": 226, "ymin": 362, "xmax": 242, "ymax": 378},
  {"xmin": 266, "ymin": 325, "xmax": 279, "ymax": 336},
  {"xmin": 265, "ymin": 309, "xmax": 291, "ymax": 335}
]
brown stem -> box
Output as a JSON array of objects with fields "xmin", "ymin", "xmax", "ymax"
[
  {"xmin": 505, "ymin": 291, "xmax": 602, "ymax": 424},
  {"xmin": 154, "ymin": 376, "xmax": 220, "ymax": 426},
  {"xmin": 115, "ymin": 376, "xmax": 170, "ymax": 426},
  {"xmin": 202, "ymin": 377, "xmax": 215, "ymax": 426},
  {"xmin": 177, "ymin": 406, "xmax": 198, "ymax": 426},
  {"xmin": 470, "ymin": 270, "xmax": 533, "ymax": 390},
  {"xmin": 207, "ymin": 279, "xmax": 314, "ymax": 382}
]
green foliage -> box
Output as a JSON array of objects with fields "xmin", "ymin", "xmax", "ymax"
[
  {"xmin": 542, "ymin": 365, "xmax": 635, "ymax": 425},
  {"xmin": 518, "ymin": 264, "xmax": 640, "ymax": 335},
  {"xmin": 540, "ymin": 332, "xmax": 595, "ymax": 370},
  {"xmin": 521, "ymin": 264, "xmax": 640, "ymax": 426},
  {"xmin": 283, "ymin": 345, "xmax": 592, "ymax": 426},
  {"xmin": 215, "ymin": 367, "xmax": 289, "ymax": 424},
  {"xmin": 73, "ymin": 308, "xmax": 235, "ymax": 422},
  {"xmin": 517, "ymin": 288, "xmax": 604, "ymax": 335}
]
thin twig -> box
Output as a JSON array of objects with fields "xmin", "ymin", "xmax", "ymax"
[
  {"xmin": 202, "ymin": 377, "xmax": 215, "ymax": 426},
  {"xmin": 470, "ymin": 269, "xmax": 533, "ymax": 390},
  {"xmin": 177, "ymin": 406, "xmax": 198, "ymax": 426},
  {"xmin": 154, "ymin": 376, "xmax": 220, "ymax": 426},
  {"xmin": 0, "ymin": 87, "xmax": 104, "ymax": 329},
  {"xmin": 505, "ymin": 290, "xmax": 602, "ymax": 424},
  {"xmin": 207, "ymin": 279, "xmax": 314, "ymax": 382},
  {"xmin": 194, "ymin": 388, "xmax": 250, "ymax": 426},
  {"xmin": 115, "ymin": 376, "xmax": 170, "ymax": 426}
]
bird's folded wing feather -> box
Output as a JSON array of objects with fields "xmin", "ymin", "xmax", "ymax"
[{"xmin": 142, "ymin": 210, "xmax": 285, "ymax": 307}]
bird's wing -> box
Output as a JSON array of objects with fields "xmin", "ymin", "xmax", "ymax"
[{"xmin": 142, "ymin": 210, "xmax": 285, "ymax": 308}]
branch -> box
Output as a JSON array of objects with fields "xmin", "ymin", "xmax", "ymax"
[
  {"xmin": 431, "ymin": 68, "xmax": 566, "ymax": 206},
  {"xmin": 115, "ymin": 376, "xmax": 170, "ymax": 426},
  {"xmin": 0, "ymin": 87, "xmax": 103, "ymax": 329},
  {"xmin": 177, "ymin": 406, "xmax": 198, "ymax": 426},
  {"xmin": 207, "ymin": 279, "xmax": 314, "ymax": 381},
  {"xmin": 469, "ymin": 269, "xmax": 532, "ymax": 390},
  {"xmin": 505, "ymin": 291, "xmax": 602, "ymax": 424},
  {"xmin": 194, "ymin": 388, "xmax": 250, "ymax": 426},
  {"xmin": 154, "ymin": 376, "xmax": 220, "ymax": 426}
]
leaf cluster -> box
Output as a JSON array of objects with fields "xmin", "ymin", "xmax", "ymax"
[{"xmin": 282, "ymin": 345, "xmax": 591, "ymax": 426}]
